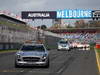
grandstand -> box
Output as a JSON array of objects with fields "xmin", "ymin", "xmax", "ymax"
[
  {"xmin": 47, "ymin": 28, "xmax": 100, "ymax": 44},
  {"xmin": 0, "ymin": 13, "xmax": 37, "ymax": 50}
]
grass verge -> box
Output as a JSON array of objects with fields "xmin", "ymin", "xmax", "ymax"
[
  {"xmin": 0, "ymin": 50, "xmax": 18, "ymax": 53},
  {"xmin": 96, "ymin": 49, "xmax": 100, "ymax": 58},
  {"xmin": 95, "ymin": 48, "xmax": 100, "ymax": 75}
]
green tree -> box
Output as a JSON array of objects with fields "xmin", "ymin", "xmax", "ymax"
[
  {"xmin": 37, "ymin": 26, "xmax": 41, "ymax": 29},
  {"xmin": 41, "ymin": 25, "xmax": 47, "ymax": 30},
  {"xmin": 74, "ymin": 20, "xmax": 87, "ymax": 28},
  {"xmin": 88, "ymin": 20, "xmax": 100, "ymax": 27},
  {"xmin": 66, "ymin": 24, "xmax": 73, "ymax": 28}
]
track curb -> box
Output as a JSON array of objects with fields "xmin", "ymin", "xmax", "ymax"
[{"xmin": 94, "ymin": 48, "xmax": 100, "ymax": 75}]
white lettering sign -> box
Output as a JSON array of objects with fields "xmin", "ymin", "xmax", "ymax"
[
  {"xmin": 57, "ymin": 9, "xmax": 92, "ymax": 19},
  {"xmin": 28, "ymin": 13, "xmax": 50, "ymax": 17}
]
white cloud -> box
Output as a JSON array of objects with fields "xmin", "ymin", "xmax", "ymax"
[
  {"xmin": 0, "ymin": 0, "xmax": 47, "ymax": 13},
  {"xmin": 0, "ymin": 0, "xmax": 100, "ymax": 13},
  {"xmin": 0, "ymin": 0, "xmax": 100, "ymax": 27}
]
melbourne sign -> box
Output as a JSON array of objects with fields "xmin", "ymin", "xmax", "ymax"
[
  {"xmin": 57, "ymin": 9, "xmax": 92, "ymax": 19},
  {"xmin": 21, "ymin": 9, "xmax": 94, "ymax": 19},
  {"xmin": 22, "ymin": 11, "xmax": 56, "ymax": 19}
]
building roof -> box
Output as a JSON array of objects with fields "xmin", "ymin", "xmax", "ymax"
[{"xmin": 0, "ymin": 13, "xmax": 26, "ymax": 24}]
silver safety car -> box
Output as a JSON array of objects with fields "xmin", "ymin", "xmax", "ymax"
[{"xmin": 15, "ymin": 43, "xmax": 49, "ymax": 68}]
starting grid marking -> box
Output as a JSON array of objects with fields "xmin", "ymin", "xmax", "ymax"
[
  {"xmin": 78, "ymin": 48, "xmax": 90, "ymax": 51},
  {"xmin": 0, "ymin": 69, "xmax": 50, "ymax": 73},
  {"xmin": 0, "ymin": 69, "xmax": 61, "ymax": 74}
]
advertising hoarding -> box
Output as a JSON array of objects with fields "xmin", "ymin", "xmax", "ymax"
[
  {"xmin": 22, "ymin": 11, "xmax": 57, "ymax": 19},
  {"xmin": 57, "ymin": 9, "xmax": 92, "ymax": 19},
  {"xmin": 21, "ymin": 10, "xmax": 96, "ymax": 19}
]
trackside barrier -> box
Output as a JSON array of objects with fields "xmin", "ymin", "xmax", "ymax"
[
  {"xmin": 36, "ymin": 30, "xmax": 64, "ymax": 49},
  {"xmin": 43, "ymin": 31, "xmax": 63, "ymax": 49},
  {"xmin": 96, "ymin": 44, "xmax": 100, "ymax": 49}
]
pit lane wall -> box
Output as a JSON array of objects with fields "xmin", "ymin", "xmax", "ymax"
[
  {"xmin": 38, "ymin": 30, "xmax": 63, "ymax": 49},
  {"xmin": 44, "ymin": 31, "xmax": 63, "ymax": 49}
]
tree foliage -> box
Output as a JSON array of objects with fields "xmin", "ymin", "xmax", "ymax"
[
  {"xmin": 41, "ymin": 25, "xmax": 47, "ymax": 30},
  {"xmin": 74, "ymin": 20, "xmax": 87, "ymax": 28},
  {"xmin": 74, "ymin": 20, "xmax": 100, "ymax": 28},
  {"xmin": 88, "ymin": 20, "xmax": 100, "ymax": 27},
  {"xmin": 37, "ymin": 25, "xmax": 47, "ymax": 30}
]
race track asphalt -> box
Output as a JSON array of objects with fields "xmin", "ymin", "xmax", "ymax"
[{"xmin": 0, "ymin": 48, "xmax": 99, "ymax": 75}]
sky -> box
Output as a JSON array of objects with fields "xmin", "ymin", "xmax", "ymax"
[{"xmin": 0, "ymin": 0, "xmax": 100, "ymax": 27}]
